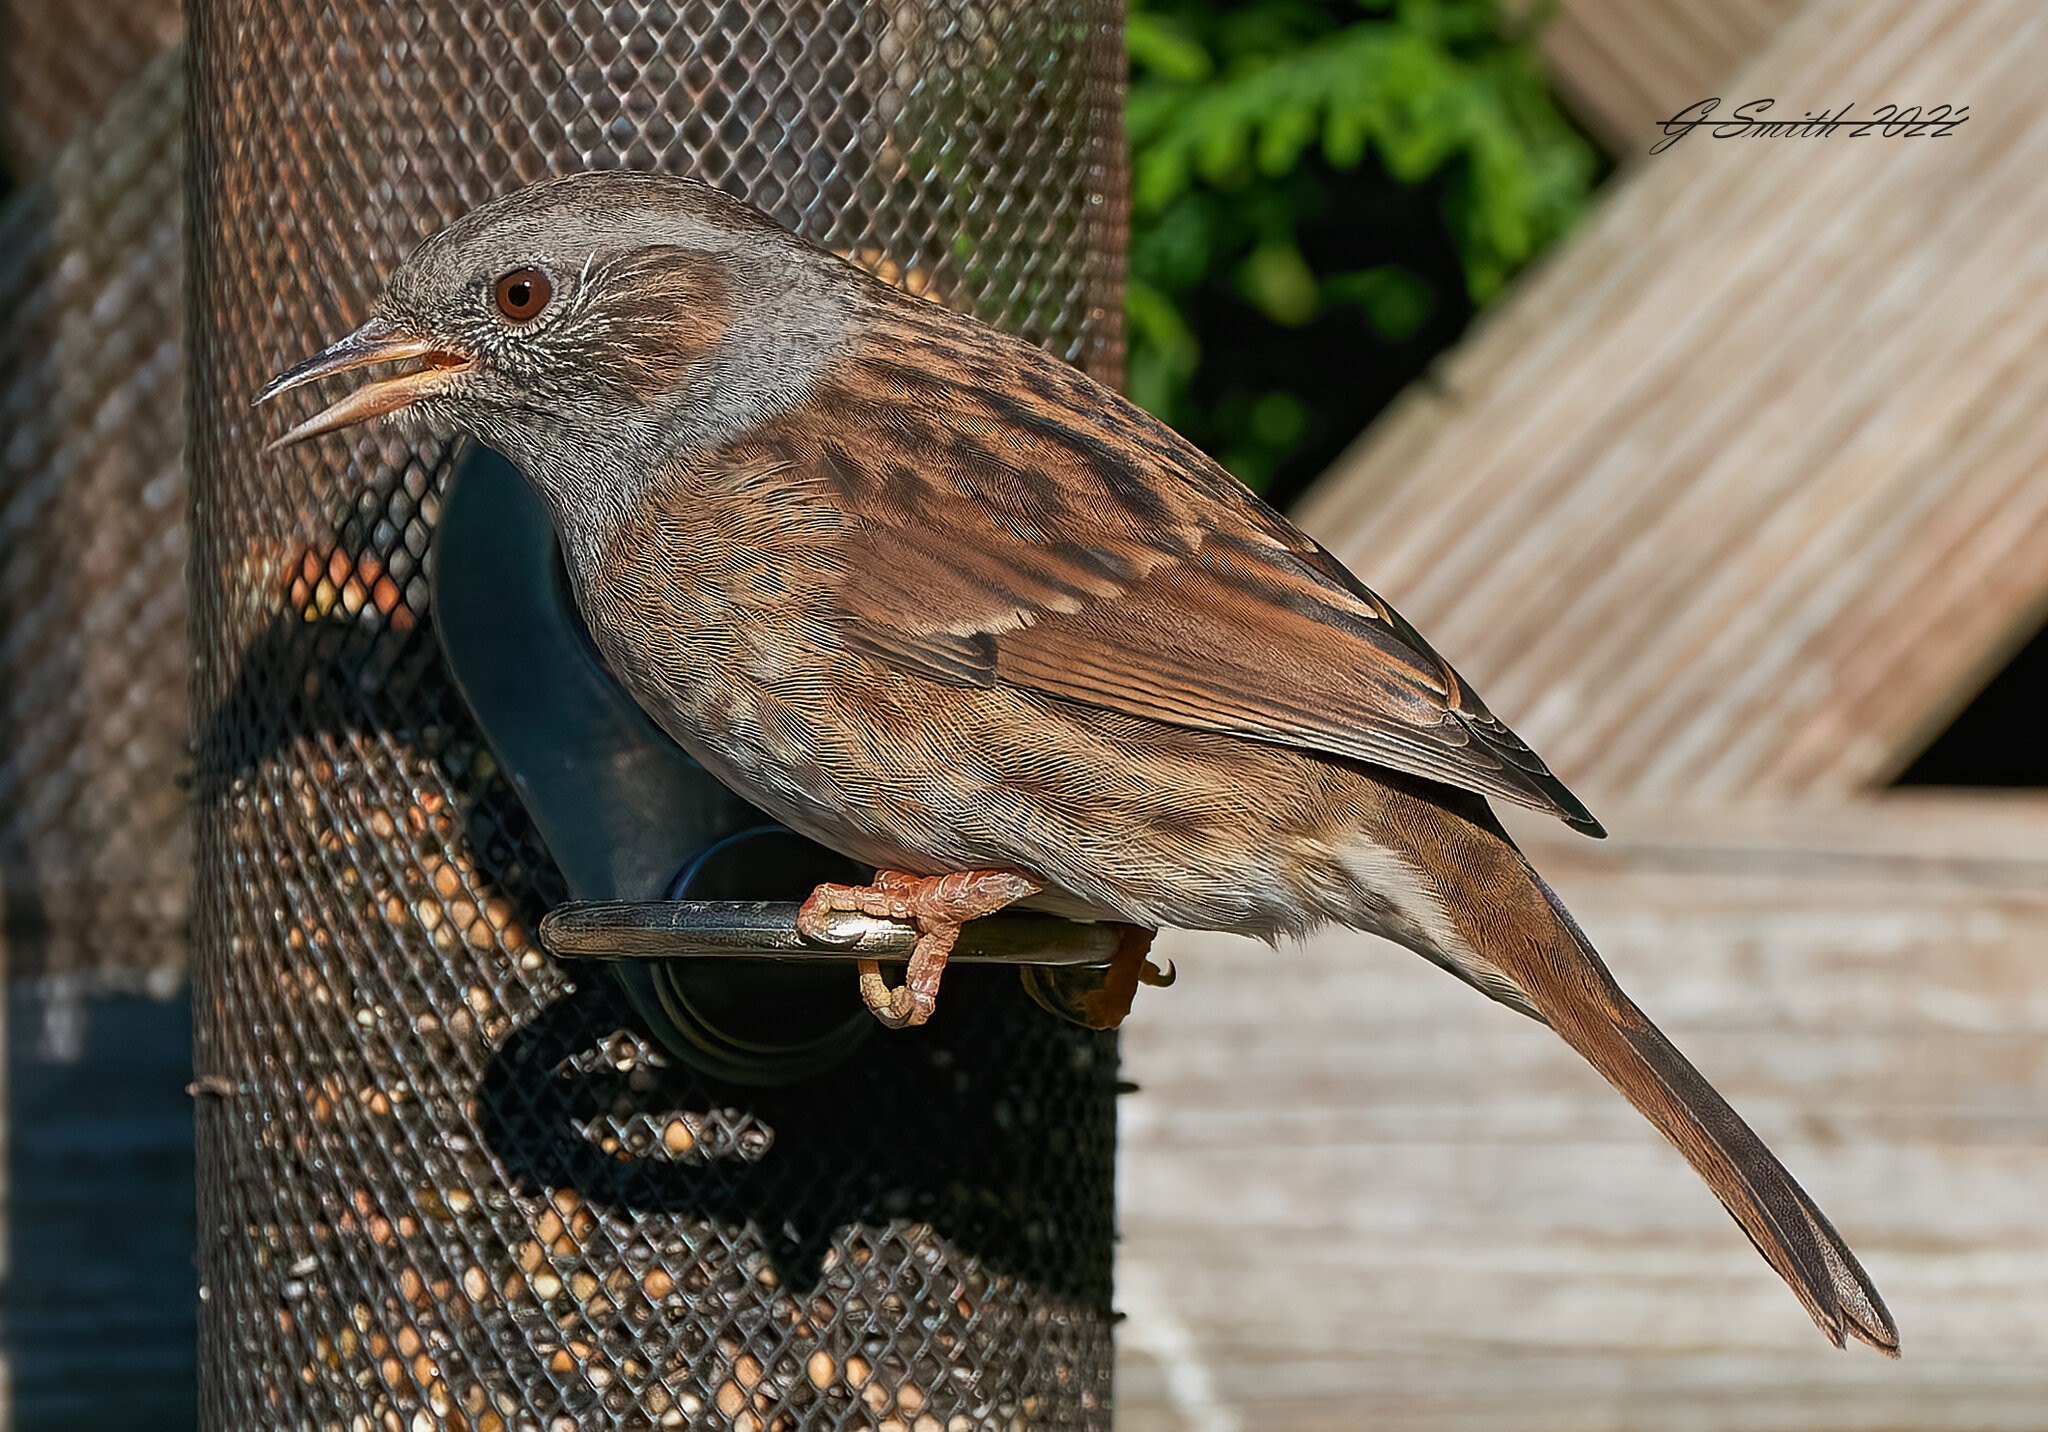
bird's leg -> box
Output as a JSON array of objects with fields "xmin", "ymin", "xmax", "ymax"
[
  {"xmin": 1085, "ymin": 924, "xmax": 1177, "ymax": 1029},
  {"xmin": 1020, "ymin": 923, "xmax": 1175, "ymax": 1030},
  {"xmin": 797, "ymin": 868, "xmax": 1044, "ymax": 1029}
]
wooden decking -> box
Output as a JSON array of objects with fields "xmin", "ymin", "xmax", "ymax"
[
  {"xmin": 1539, "ymin": 0, "xmax": 1800, "ymax": 155},
  {"xmin": 1297, "ymin": 0, "xmax": 2048, "ymax": 808},
  {"xmin": 1117, "ymin": 797, "xmax": 2048, "ymax": 1429},
  {"xmin": 1117, "ymin": 0, "xmax": 2048, "ymax": 1422}
]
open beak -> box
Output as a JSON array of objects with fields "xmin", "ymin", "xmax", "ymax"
[{"xmin": 255, "ymin": 315, "xmax": 475, "ymax": 451}]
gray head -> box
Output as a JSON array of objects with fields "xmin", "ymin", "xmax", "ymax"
[{"xmin": 257, "ymin": 171, "xmax": 860, "ymax": 535}]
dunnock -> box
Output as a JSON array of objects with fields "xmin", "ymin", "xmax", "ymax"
[{"xmin": 260, "ymin": 172, "xmax": 1895, "ymax": 1353}]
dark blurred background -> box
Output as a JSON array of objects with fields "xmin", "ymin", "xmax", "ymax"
[{"xmin": 1124, "ymin": 0, "xmax": 1600, "ymax": 501}]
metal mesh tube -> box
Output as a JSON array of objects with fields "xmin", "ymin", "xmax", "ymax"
[
  {"xmin": 187, "ymin": 3, "xmax": 1126, "ymax": 1428},
  {"xmin": 0, "ymin": 39, "xmax": 189, "ymax": 1001}
]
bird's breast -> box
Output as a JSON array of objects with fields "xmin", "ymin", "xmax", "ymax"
[{"xmin": 572, "ymin": 506, "xmax": 912, "ymax": 851}]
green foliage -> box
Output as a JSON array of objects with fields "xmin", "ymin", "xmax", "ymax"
[{"xmin": 1126, "ymin": 0, "xmax": 1599, "ymax": 488}]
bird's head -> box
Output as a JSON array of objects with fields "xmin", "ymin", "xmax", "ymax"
[{"xmin": 258, "ymin": 171, "xmax": 858, "ymax": 525}]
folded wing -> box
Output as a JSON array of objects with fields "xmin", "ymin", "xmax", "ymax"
[{"xmin": 740, "ymin": 288, "xmax": 1603, "ymax": 836}]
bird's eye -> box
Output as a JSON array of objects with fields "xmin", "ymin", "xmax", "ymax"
[{"xmin": 493, "ymin": 267, "xmax": 553, "ymax": 323}]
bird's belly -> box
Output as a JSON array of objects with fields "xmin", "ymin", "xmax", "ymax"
[
  {"xmin": 599, "ymin": 642, "xmax": 1013, "ymax": 878},
  {"xmin": 679, "ymin": 727, "xmax": 961, "ymax": 877}
]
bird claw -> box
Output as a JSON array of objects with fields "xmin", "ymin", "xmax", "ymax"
[
  {"xmin": 858, "ymin": 953, "xmax": 944, "ymax": 1029},
  {"xmin": 793, "ymin": 897, "xmax": 866, "ymax": 948},
  {"xmin": 798, "ymin": 868, "xmax": 1044, "ymax": 1030},
  {"xmin": 1021, "ymin": 923, "xmax": 1168, "ymax": 1030}
]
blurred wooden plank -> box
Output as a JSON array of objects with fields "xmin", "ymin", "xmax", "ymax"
[
  {"xmin": 1297, "ymin": 0, "xmax": 2048, "ymax": 808},
  {"xmin": 1538, "ymin": 0, "xmax": 1802, "ymax": 155},
  {"xmin": 1116, "ymin": 795, "xmax": 2048, "ymax": 1430}
]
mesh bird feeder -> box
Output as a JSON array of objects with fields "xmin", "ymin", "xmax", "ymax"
[{"xmin": 188, "ymin": 2, "xmax": 1127, "ymax": 1428}]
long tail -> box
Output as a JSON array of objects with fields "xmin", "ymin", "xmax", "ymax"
[{"xmin": 1387, "ymin": 811, "xmax": 1899, "ymax": 1354}]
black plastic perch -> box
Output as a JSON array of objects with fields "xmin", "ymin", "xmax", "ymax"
[
  {"xmin": 540, "ymin": 899, "xmax": 1122, "ymax": 967},
  {"xmin": 536, "ymin": 869, "xmax": 1131, "ymax": 1087}
]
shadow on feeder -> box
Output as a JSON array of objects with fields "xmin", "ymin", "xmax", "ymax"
[{"xmin": 472, "ymin": 962, "xmax": 1117, "ymax": 1298}]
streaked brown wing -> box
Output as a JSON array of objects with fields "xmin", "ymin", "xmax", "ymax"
[{"xmin": 760, "ymin": 289, "xmax": 1602, "ymax": 835}]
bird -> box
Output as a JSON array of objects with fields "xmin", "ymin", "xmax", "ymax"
[{"xmin": 259, "ymin": 170, "xmax": 1897, "ymax": 1354}]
